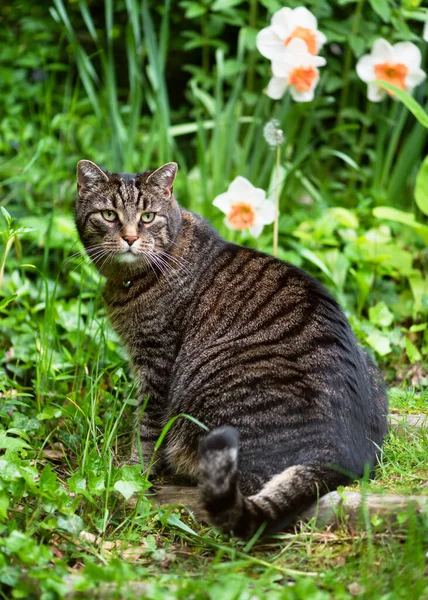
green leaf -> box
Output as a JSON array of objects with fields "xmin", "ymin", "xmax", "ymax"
[
  {"xmin": 57, "ymin": 515, "xmax": 84, "ymax": 535},
  {"xmin": 331, "ymin": 209, "xmax": 359, "ymax": 229},
  {"xmin": 114, "ymin": 479, "xmax": 140, "ymax": 500},
  {"xmin": 408, "ymin": 273, "xmax": 428, "ymax": 314},
  {"xmin": 320, "ymin": 149, "xmax": 360, "ymax": 171},
  {"xmin": 0, "ymin": 294, "xmax": 18, "ymax": 311},
  {"xmin": 415, "ymin": 154, "xmax": 428, "ymax": 217},
  {"xmin": 36, "ymin": 406, "xmax": 62, "ymax": 420},
  {"xmin": 369, "ymin": 0, "xmax": 391, "ymax": 21},
  {"xmin": 0, "ymin": 207, "xmax": 12, "ymax": 227},
  {"xmin": 166, "ymin": 513, "xmax": 198, "ymax": 535},
  {"xmin": 405, "ymin": 337, "xmax": 422, "ymax": 364},
  {"xmin": 375, "ymin": 81, "xmax": 428, "ymax": 128},
  {"xmin": 366, "ymin": 331, "xmax": 392, "ymax": 356},
  {"xmin": 0, "ymin": 431, "xmax": 31, "ymax": 452},
  {"xmin": 298, "ymin": 248, "xmax": 335, "ymax": 283},
  {"xmin": 373, "ymin": 207, "xmax": 428, "ymax": 244},
  {"xmin": 349, "ymin": 34, "xmax": 365, "ymax": 57},
  {"xmin": 39, "ymin": 464, "xmax": 59, "ymax": 494},
  {"xmin": 212, "ymin": 0, "xmax": 244, "ymax": 10},
  {"xmin": 368, "ymin": 302, "xmax": 394, "ymax": 327},
  {"xmin": 0, "ymin": 492, "xmax": 9, "ymax": 521},
  {"xmin": 183, "ymin": 2, "xmax": 207, "ymax": 18},
  {"xmin": 87, "ymin": 471, "xmax": 106, "ymax": 495},
  {"xmin": 68, "ymin": 473, "xmax": 87, "ymax": 493}
]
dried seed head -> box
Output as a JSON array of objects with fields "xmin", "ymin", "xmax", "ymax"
[{"xmin": 263, "ymin": 119, "xmax": 284, "ymax": 147}]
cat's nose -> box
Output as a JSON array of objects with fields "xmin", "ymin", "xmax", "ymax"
[{"xmin": 122, "ymin": 235, "xmax": 138, "ymax": 246}]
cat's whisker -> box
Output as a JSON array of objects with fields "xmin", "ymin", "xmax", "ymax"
[
  {"xmin": 145, "ymin": 252, "xmax": 172, "ymax": 285},
  {"xmin": 141, "ymin": 251, "xmax": 159, "ymax": 282},
  {"xmin": 148, "ymin": 249, "xmax": 185, "ymax": 273},
  {"xmin": 156, "ymin": 251, "xmax": 192, "ymax": 276},
  {"xmin": 90, "ymin": 251, "xmax": 112, "ymax": 264},
  {"xmin": 149, "ymin": 253, "xmax": 178, "ymax": 287},
  {"xmin": 146, "ymin": 251, "xmax": 181, "ymax": 284},
  {"xmin": 98, "ymin": 250, "xmax": 116, "ymax": 273},
  {"xmin": 65, "ymin": 244, "xmax": 115, "ymax": 269}
]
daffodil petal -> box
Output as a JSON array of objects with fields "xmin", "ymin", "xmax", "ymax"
[
  {"xmin": 313, "ymin": 55, "xmax": 327, "ymax": 68},
  {"xmin": 249, "ymin": 223, "xmax": 264, "ymax": 238},
  {"xmin": 271, "ymin": 7, "xmax": 294, "ymax": 30},
  {"xmin": 290, "ymin": 87, "xmax": 315, "ymax": 103},
  {"xmin": 393, "ymin": 42, "xmax": 422, "ymax": 69},
  {"xmin": 250, "ymin": 188, "xmax": 269, "ymax": 208},
  {"xmin": 315, "ymin": 30, "xmax": 327, "ymax": 51},
  {"xmin": 266, "ymin": 76, "xmax": 288, "ymax": 100},
  {"xmin": 293, "ymin": 7, "xmax": 318, "ymax": 30},
  {"xmin": 255, "ymin": 201, "xmax": 276, "ymax": 224},
  {"xmin": 406, "ymin": 67, "xmax": 427, "ymax": 89},
  {"xmin": 283, "ymin": 37, "xmax": 311, "ymax": 62},
  {"xmin": 372, "ymin": 38, "xmax": 394, "ymax": 62},
  {"xmin": 271, "ymin": 60, "xmax": 290, "ymax": 78},
  {"xmin": 212, "ymin": 192, "xmax": 234, "ymax": 214},
  {"xmin": 270, "ymin": 24, "xmax": 288, "ymax": 41},
  {"xmin": 356, "ymin": 55, "xmax": 375, "ymax": 83},
  {"xmin": 367, "ymin": 83, "xmax": 386, "ymax": 102},
  {"xmin": 256, "ymin": 27, "xmax": 284, "ymax": 60},
  {"xmin": 228, "ymin": 176, "xmax": 257, "ymax": 200},
  {"xmin": 223, "ymin": 216, "xmax": 236, "ymax": 231},
  {"xmin": 424, "ymin": 20, "xmax": 428, "ymax": 43}
]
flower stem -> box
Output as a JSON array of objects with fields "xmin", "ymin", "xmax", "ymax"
[{"xmin": 273, "ymin": 144, "xmax": 281, "ymax": 257}]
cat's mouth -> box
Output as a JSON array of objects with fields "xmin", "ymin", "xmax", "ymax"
[{"xmin": 116, "ymin": 251, "xmax": 139, "ymax": 264}]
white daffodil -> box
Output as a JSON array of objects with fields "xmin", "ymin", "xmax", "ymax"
[
  {"xmin": 424, "ymin": 19, "xmax": 428, "ymax": 43},
  {"xmin": 213, "ymin": 176, "xmax": 275, "ymax": 238},
  {"xmin": 356, "ymin": 38, "xmax": 426, "ymax": 102},
  {"xmin": 266, "ymin": 38, "xmax": 326, "ymax": 102},
  {"xmin": 257, "ymin": 6, "xmax": 326, "ymax": 62}
]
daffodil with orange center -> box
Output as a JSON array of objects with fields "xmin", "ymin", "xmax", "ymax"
[
  {"xmin": 227, "ymin": 202, "xmax": 256, "ymax": 230},
  {"xmin": 213, "ymin": 177, "xmax": 275, "ymax": 238},
  {"xmin": 267, "ymin": 39, "xmax": 326, "ymax": 102},
  {"xmin": 257, "ymin": 7, "xmax": 326, "ymax": 62},
  {"xmin": 356, "ymin": 39, "xmax": 426, "ymax": 102}
]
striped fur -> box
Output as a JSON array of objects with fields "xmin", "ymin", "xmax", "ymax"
[{"xmin": 75, "ymin": 160, "xmax": 388, "ymax": 537}]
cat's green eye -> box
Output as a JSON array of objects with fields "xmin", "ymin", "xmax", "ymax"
[
  {"xmin": 102, "ymin": 210, "xmax": 118, "ymax": 222},
  {"xmin": 141, "ymin": 212, "xmax": 155, "ymax": 224}
]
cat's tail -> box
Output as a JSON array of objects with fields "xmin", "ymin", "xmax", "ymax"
[{"xmin": 198, "ymin": 426, "xmax": 339, "ymax": 538}]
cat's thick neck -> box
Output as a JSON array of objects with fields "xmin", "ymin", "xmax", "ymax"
[{"xmin": 102, "ymin": 210, "xmax": 201, "ymax": 301}]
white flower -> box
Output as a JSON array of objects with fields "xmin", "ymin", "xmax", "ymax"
[
  {"xmin": 266, "ymin": 38, "xmax": 326, "ymax": 102},
  {"xmin": 257, "ymin": 6, "xmax": 326, "ymax": 62},
  {"xmin": 356, "ymin": 38, "xmax": 426, "ymax": 102},
  {"xmin": 424, "ymin": 20, "xmax": 428, "ymax": 43},
  {"xmin": 213, "ymin": 176, "xmax": 275, "ymax": 238}
]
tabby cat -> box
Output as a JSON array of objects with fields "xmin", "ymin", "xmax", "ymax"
[{"xmin": 75, "ymin": 159, "xmax": 388, "ymax": 537}]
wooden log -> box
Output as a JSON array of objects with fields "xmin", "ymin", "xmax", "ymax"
[
  {"xmin": 388, "ymin": 413, "xmax": 428, "ymax": 431},
  {"xmin": 152, "ymin": 486, "xmax": 428, "ymax": 531},
  {"xmin": 300, "ymin": 490, "xmax": 428, "ymax": 529}
]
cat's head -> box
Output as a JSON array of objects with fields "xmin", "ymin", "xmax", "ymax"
[{"xmin": 75, "ymin": 160, "xmax": 182, "ymax": 279}]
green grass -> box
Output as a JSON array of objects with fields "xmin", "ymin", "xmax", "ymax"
[{"xmin": 1, "ymin": 266, "xmax": 428, "ymax": 598}]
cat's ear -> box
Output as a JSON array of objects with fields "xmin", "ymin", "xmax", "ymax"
[
  {"xmin": 77, "ymin": 160, "xmax": 109, "ymax": 189},
  {"xmin": 147, "ymin": 162, "xmax": 177, "ymax": 197}
]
